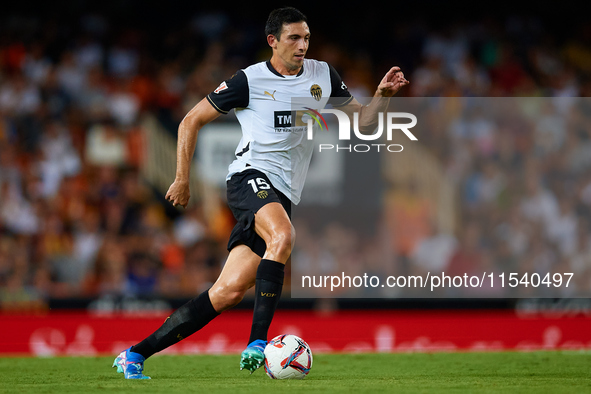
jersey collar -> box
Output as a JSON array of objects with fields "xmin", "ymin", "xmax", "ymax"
[{"xmin": 266, "ymin": 60, "xmax": 304, "ymax": 78}]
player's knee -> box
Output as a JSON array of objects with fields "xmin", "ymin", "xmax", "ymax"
[
  {"xmin": 291, "ymin": 224, "xmax": 296, "ymax": 247},
  {"xmin": 224, "ymin": 289, "xmax": 246, "ymax": 309},
  {"xmin": 215, "ymin": 289, "xmax": 246, "ymax": 311},
  {"xmin": 267, "ymin": 227, "xmax": 294, "ymax": 260},
  {"xmin": 210, "ymin": 285, "xmax": 248, "ymax": 311}
]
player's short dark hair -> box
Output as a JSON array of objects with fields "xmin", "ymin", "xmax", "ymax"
[{"xmin": 265, "ymin": 7, "xmax": 307, "ymax": 40}]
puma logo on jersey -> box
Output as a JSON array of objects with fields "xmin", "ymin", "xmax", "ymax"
[
  {"xmin": 264, "ymin": 90, "xmax": 276, "ymax": 100},
  {"xmin": 261, "ymin": 292, "xmax": 277, "ymax": 297}
]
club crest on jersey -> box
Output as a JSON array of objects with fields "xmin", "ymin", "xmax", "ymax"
[
  {"xmin": 214, "ymin": 81, "xmax": 228, "ymax": 94},
  {"xmin": 310, "ymin": 84, "xmax": 322, "ymax": 101}
]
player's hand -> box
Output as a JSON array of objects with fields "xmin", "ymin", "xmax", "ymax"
[
  {"xmin": 165, "ymin": 179, "xmax": 190, "ymax": 208},
  {"xmin": 376, "ymin": 66, "xmax": 409, "ymax": 97}
]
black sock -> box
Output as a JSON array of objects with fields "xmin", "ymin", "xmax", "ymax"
[
  {"xmin": 131, "ymin": 290, "xmax": 219, "ymax": 359},
  {"xmin": 248, "ymin": 259, "xmax": 285, "ymax": 344}
]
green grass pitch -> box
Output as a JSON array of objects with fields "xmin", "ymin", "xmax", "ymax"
[{"xmin": 1, "ymin": 352, "xmax": 590, "ymax": 393}]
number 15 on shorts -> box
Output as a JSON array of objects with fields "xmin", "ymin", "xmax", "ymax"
[{"xmin": 248, "ymin": 177, "xmax": 270, "ymax": 193}]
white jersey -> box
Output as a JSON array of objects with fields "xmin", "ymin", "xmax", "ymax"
[{"xmin": 207, "ymin": 59, "xmax": 352, "ymax": 204}]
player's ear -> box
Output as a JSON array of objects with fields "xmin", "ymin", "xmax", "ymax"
[{"xmin": 267, "ymin": 34, "xmax": 278, "ymax": 49}]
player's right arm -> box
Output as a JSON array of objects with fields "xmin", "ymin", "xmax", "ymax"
[
  {"xmin": 166, "ymin": 70, "xmax": 249, "ymax": 208},
  {"xmin": 165, "ymin": 98, "xmax": 221, "ymax": 208}
]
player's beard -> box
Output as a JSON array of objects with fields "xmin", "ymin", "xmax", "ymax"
[{"xmin": 289, "ymin": 53, "xmax": 305, "ymax": 70}]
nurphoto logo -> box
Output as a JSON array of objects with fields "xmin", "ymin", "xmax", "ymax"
[{"xmin": 305, "ymin": 108, "xmax": 418, "ymax": 153}]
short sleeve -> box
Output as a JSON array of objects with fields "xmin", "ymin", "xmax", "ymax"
[
  {"xmin": 329, "ymin": 64, "xmax": 354, "ymax": 107},
  {"xmin": 206, "ymin": 70, "xmax": 249, "ymax": 114}
]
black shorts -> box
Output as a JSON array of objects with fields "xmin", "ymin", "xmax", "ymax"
[{"xmin": 226, "ymin": 169, "xmax": 292, "ymax": 258}]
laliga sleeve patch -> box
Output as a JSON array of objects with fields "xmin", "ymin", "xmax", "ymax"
[
  {"xmin": 214, "ymin": 81, "xmax": 228, "ymax": 94},
  {"xmin": 207, "ymin": 70, "xmax": 249, "ymax": 113}
]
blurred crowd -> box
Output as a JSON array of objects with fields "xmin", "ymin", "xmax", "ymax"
[
  {"xmin": 1, "ymin": 7, "xmax": 591, "ymax": 308},
  {"xmin": 295, "ymin": 97, "xmax": 591, "ymax": 297}
]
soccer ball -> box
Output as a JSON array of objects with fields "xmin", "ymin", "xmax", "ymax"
[{"xmin": 264, "ymin": 334, "xmax": 313, "ymax": 379}]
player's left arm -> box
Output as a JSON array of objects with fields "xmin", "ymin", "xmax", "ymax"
[
  {"xmin": 373, "ymin": 66, "xmax": 409, "ymax": 98},
  {"xmin": 339, "ymin": 66, "xmax": 409, "ymax": 133}
]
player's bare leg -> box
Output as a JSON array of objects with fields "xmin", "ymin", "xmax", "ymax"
[
  {"xmin": 208, "ymin": 244, "xmax": 262, "ymax": 311},
  {"xmin": 240, "ymin": 202, "xmax": 294, "ymax": 373},
  {"xmin": 254, "ymin": 202, "xmax": 295, "ymax": 264}
]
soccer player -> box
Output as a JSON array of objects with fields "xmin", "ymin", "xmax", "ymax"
[{"xmin": 113, "ymin": 7, "xmax": 408, "ymax": 379}]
